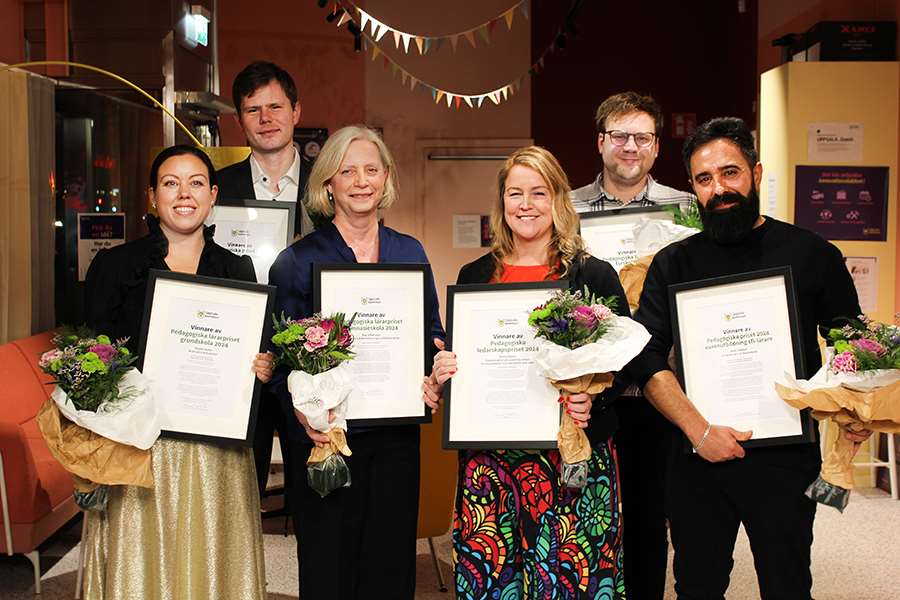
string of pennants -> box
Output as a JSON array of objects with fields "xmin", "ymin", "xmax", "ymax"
[
  {"xmin": 340, "ymin": 0, "xmax": 529, "ymax": 54},
  {"xmin": 329, "ymin": 0, "xmax": 564, "ymax": 110}
]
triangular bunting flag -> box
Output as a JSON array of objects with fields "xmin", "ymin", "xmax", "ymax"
[
  {"xmin": 393, "ymin": 30, "xmax": 402, "ymax": 48},
  {"xmin": 463, "ymin": 96, "xmax": 473, "ymax": 108},
  {"xmin": 488, "ymin": 19, "xmax": 498, "ymax": 34},
  {"xmin": 401, "ymin": 33, "xmax": 412, "ymax": 53},
  {"xmin": 521, "ymin": 0, "xmax": 530, "ymax": 19},
  {"xmin": 371, "ymin": 46, "xmax": 381, "ymax": 61},
  {"xmin": 390, "ymin": 62, "xmax": 399, "ymax": 77},
  {"xmin": 446, "ymin": 93, "xmax": 453, "ymax": 108},
  {"xmin": 435, "ymin": 90, "xmax": 445, "ymax": 104},
  {"xmin": 369, "ymin": 18, "xmax": 381, "ymax": 37},
  {"xmin": 415, "ymin": 37, "xmax": 424, "ymax": 54},
  {"xmin": 337, "ymin": 12, "xmax": 350, "ymax": 28},
  {"xmin": 383, "ymin": 56, "xmax": 390, "ymax": 69},
  {"xmin": 450, "ymin": 35, "xmax": 459, "ymax": 52},
  {"xmin": 477, "ymin": 96, "xmax": 486, "ymax": 108},
  {"xmin": 362, "ymin": 37, "xmax": 369, "ymax": 52},
  {"xmin": 401, "ymin": 71, "xmax": 408, "ymax": 85},
  {"xmin": 477, "ymin": 25, "xmax": 490, "ymax": 44},
  {"xmin": 464, "ymin": 31, "xmax": 476, "ymax": 48},
  {"xmin": 424, "ymin": 38, "xmax": 432, "ymax": 54},
  {"xmin": 375, "ymin": 24, "xmax": 390, "ymax": 42},
  {"xmin": 410, "ymin": 77, "xmax": 417, "ymax": 91},
  {"xmin": 455, "ymin": 96, "xmax": 462, "ymax": 109},
  {"xmin": 434, "ymin": 38, "xmax": 445, "ymax": 52},
  {"xmin": 504, "ymin": 9, "xmax": 514, "ymax": 29},
  {"xmin": 431, "ymin": 88, "xmax": 437, "ymax": 101},
  {"xmin": 359, "ymin": 9, "xmax": 370, "ymax": 32},
  {"xmin": 489, "ymin": 92, "xmax": 499, "ymax": 105}
]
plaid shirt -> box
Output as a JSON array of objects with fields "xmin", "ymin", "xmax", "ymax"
[
  {"xmin": 571, "ymin": 173, "xmax": 693, "ymax": 396},
  {"xmin": 570, "ymin": 172, "xmax": 694, "ymax": 213}
]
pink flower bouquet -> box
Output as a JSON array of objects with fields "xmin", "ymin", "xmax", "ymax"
[
  {"xmin": 271, "ymin": 312, "xmax": 356, "ymax": 497},
  {"xmin": 776, "ymin": 314, "xmax": 900, "ymax": 511}
]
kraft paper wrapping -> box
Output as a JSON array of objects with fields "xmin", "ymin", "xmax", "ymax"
[
  {"xmin": 551, "ymin": 373, "xmax": 614, "ymax": 464},
  {"xmin": 618, "ymin": 255, "xmax": 653, "ymax": 314},
  {"xmin": 36, "ymin": 400, "xmax": 153, "ymax": 490},
  {"xmin": 307, "ymin": 428, "xmax": 352, "ymax": 464},
  {"xmin": 776, "ymin": 380, "xmax": 900, "ymax": 489}
]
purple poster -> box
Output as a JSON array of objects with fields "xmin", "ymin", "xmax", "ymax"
[{"xmin": 794, "ymin": 166, "xmax": 889, "ymax": 241}]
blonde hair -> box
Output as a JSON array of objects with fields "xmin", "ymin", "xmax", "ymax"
[
  {"xmin": 490, "ymin": 146, "xmax": 585, "ymax": 278},
  {"xmin": 305, "ymin": 125, "xmax": 399, "ymax": 217}
]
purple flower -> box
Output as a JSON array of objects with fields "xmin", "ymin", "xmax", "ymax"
[
  {"xmin": 547, "ymin": 318, "xmax": 570, "ymax": 333},
  {"xmin": 303, "ymin": 326, "xmax": 328, "ymax": 352},
  {"xmin": 338, "ymin": 327, "xmax": 352, "ymax": 347},
  {"xmin": 570, "ymin": 305, "xmax": 598, "ymax": 328},
  {"xmin": 831, "ymin": 351, "xmax": 858, "ymax": 374},
  {"xmin": 850, "ymin": 338, "xmax": 885, "ymax": 356},
  {"xmin": 89, "ymin": 344, "xmax": 118, "ymax": 363}
]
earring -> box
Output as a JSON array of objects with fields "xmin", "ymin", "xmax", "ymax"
[
  {"xmin": 151, "ymin": 202, "xmax": 157, "ymax": 209},
  {"xmin": 327, "ymin": 191, "xmax": 334, "ymax": 203}
]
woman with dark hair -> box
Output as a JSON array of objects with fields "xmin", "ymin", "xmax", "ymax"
[
  {"xmin": 423, "ymin": 146, "xmax": 630, "ymax": 599},
  {"xmin": 81, "ymin": 144, "xmax": 270, "ymax": 599}
]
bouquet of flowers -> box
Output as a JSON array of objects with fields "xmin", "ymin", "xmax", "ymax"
[
  {"xmin": 776, "ymin": 314, "xmax": 900, "ymax": 511},
  {"xmin": 619, "ymin": 202, "xmax": 702, "ymax": 312},
  {"xmin": 529, "ymin": 287, "xmax": 651, "ymax": 488},
  {"xmin": 272, "ymin": 312, "xmax": 356, "ymax": 497},
  {"xmin": 35, "ymin": 328, "xmax": 160, "ymax": 510}
]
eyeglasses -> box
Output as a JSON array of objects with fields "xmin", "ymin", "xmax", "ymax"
[{"xmin": 601, "ymin": 130, "xmax": 656, "ymax": 148}]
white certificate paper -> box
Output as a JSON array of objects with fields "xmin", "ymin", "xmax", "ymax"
[
  {"xmin": 318, "ymin": 266, "xmax": 427, "ymax": 424},
  {"xmin": 581, "ymin": 209, "xmax": 674, "ymax": 272},
  {"xmin": 139, "ymin": 273, "xmax": 273, "ymax": 443},
  {"xmin": 211, "ymin": 203, "xmax": 293, "ymax": 284},
  {"xmin": 445, "ymin": 284, "xmax": 562, "ymax": 448},
  {"xmin": 673, "ymin": 272, "xmax": 804, "ymax": 442}
]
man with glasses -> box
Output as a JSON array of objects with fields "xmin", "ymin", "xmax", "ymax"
[
  {"xmin": 571, "ymin": 91, "xmax": 693, "ymax": 212},
  {"xmin": 571, "ymin": 91, "xmax": 692, "ymax": 600}
]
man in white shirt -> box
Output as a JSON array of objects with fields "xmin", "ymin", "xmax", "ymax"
[
  {"xmin": 217, "ymin": 61, "xmax": 311, "ymax": 503},
  {"xmin": 217, "ymin": 61, "xmax": 315, "ymax": 237}
]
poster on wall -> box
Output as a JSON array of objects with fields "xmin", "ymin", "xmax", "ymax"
[
  {"xmin": 77, "ymin": 213, "xmax": 126, "ymax": 281},
  {"xmin": 807, "ymin": 122, "xmax": 863, "ymax": 162},
  {"xmin": 794, "ymin": 166, "xmax": 888, "ymax": 241},
  {"xmin": 844, "ymin": 257, "xmax": 879, "ymax": 314}
]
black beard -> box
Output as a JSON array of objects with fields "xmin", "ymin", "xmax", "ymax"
[{"xmin": 698, "ymin": 183, "xmax": 760, "ymax": 243}]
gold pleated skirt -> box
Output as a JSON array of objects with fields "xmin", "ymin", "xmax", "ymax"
[{"xmin": 82, "ymin": 438, "xmax": 267, "ymax": 600}]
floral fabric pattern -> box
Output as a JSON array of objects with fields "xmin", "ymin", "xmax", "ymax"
[{"xmin": 453, "ymin": 441, "xmax": 624, "ymax": 599}]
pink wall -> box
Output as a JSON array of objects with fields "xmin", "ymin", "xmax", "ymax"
[
  {"xmin": 0, "ymin": 0, "xmax": 25, "ymax": 64},
  {"xmin": 363, "ymin": 0, "xmax": 531, "ymax": 238},
  {"xmin": 217, "ymin": 0, "xmax": 366, "ymax": 146}
]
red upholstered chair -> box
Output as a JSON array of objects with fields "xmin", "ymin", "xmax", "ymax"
[{"xmin": 0, "ymin": 331, "xmax": 79, "ymax": 594}]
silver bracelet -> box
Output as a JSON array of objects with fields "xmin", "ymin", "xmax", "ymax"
[{"xmin": 693, "ymin": 423, "xmax": 712, "ymax": 451}]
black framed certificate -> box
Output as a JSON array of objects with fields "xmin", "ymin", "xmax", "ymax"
[
  {"xmin": 137, "ymin": 270, "xmax": 276, "ymax": 445},
  {"xmin": 669, "ymin": 267, "xmax": 813, "ymax": 449},
  {"xmin": 314, "ymin": 263, "xmax": 431, "ymax": 426},
  {"xmin": 209, "ymin": 199, "xmax": 296, "ymax": 284},
  {"xmin": 579, "ymin": 205, "xmax": 674, "ymax": 272},
  {"xmin": 443, "ymin": 281, "xmax": 566, "ymax": 449}
]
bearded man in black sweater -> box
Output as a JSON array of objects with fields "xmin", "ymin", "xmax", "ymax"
[{"xmin": 626, "ymin": 117, "xmax": 872, "ymax": 600}]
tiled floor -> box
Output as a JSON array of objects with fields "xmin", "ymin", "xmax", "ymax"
[{"xmin": 2, "ymin": 488, "xmax": 898, "ymax": 599}]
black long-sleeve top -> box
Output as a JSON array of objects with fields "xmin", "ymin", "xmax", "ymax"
[
  {"xmin": 83, "ymin": 216, "xmax": 256, "ymax": 350},
  {"xmin": 456, "ymin": 251, "xmax": 632, "ymax": 444},
  {"xmin": 626, "ymin": 217, "xmax": 861, "ymax": 390}
]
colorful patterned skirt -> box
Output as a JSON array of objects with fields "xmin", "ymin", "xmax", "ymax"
[{"xmin": 452, "ymin": 440, "xmax": 624, "ymax": 599}]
